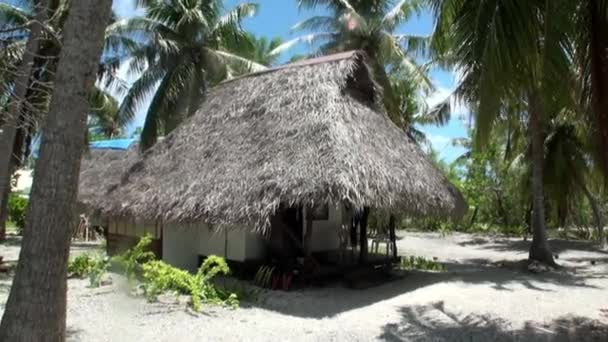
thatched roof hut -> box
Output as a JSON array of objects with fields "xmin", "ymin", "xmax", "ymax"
[
  {"xmin": 79, "ymin": 142, "xmax": 139, "ymax": 209},
  {"xmin": 94, "ymin": 51, "xmax": 465, "ymax": 231}
]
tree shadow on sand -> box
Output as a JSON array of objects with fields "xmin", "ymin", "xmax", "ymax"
[
  {"xmin": 379, "ymin": 301, "xmax": 608, "ymax": 342},
  {"xmin": 251, "ymin": 259, "xmax": 608, "ymax": 318},
  {"xmin": 458, "ymin": 237, "xmax": 608, "ymax": 256}
]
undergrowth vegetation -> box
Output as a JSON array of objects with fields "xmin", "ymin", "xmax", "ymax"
[
  {"xmin": 142, "ymin": 256, "xmax": 238, "ymax": 311},
  {"xmin": 67, "ymin": 234, "xmax": 239, "ymax": 311},
  {"xmin": 400, "ymin": 256, "xmax": 447, "ymax": 272},
  {"xmin": 67, "ymin": 253, "xmax": 109, "ymax": 287},
  {"xmin": 7, "ymin": 194, "xmax": 28, "ymax": 234},
  {"xmin": 111, "ymin": 234, "xmax": 155, "ymax": 281}
]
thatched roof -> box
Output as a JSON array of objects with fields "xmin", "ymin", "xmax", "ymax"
[
  {"xmin": 94, "ymin": 50, "xmax": 466, "ymax": 230},
  {"xmin": 78, "ymin": 144, "xmax": 139, "ymax": 209}
]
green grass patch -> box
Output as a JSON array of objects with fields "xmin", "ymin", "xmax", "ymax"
[{"xmin": 400, "ymin": 256, "xmax": 447, "ymax": 272}]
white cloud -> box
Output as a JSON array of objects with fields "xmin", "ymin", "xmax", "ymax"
[
  {"xmin": 426, "ymin": 86, "xmax": 469, "ymax": 117},
  {"xmin": 426, "ymin": 133, "xmax": 451, "ymax": 149}
]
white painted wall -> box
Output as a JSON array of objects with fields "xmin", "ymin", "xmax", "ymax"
[
  {"xmin": 197, "ymin": 225, "xmax": 266, "ymax": 262},
  {"xmin": 162, "ymin": 224, "xmax": 200, "ymax": 272},
  {"xmin": 304, "ymin": 204, "xmax": 341, "ymax": 252},
  {"xmin": 162, "ymin": 205, "xmax": 345, "ymax": 269}
]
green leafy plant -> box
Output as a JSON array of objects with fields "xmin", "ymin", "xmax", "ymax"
[
  {"xmin": 7, "ymin": 194, "xmax": 28, "ymax": 234},
  {"xmin": 400, "ymin": 256, "xmax": 447, "ymax": 272},
  {"xmin": 111, "ymin": 234, "xmax": 155, "ymax": 281},
  {"xmin": 68, "ymin": 254, "xmax": 96, "ymax": 278},
  {"xmin": 67, "ymin": 253, "xmax": 109, "ymax": 287},
  {"xmin": 141, "ymin": 255, "xmax": 237, "ymax": 311}
]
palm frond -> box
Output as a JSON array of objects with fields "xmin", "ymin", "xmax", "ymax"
[
  {"xmin": 291, "ymin": 16, "xmax": 337, "ymax": 32},
  {"xmin": 269, "ymin": 32, "xmax": 337, "ymax": 56}
]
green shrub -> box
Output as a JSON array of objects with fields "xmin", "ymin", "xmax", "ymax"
[
  {"xmin": 7, "ymin": 194, "xmax": 28, "ymax": 233},
  {"xmin": 400, "ymin": 256, "xmax": 447, "ymax": 272},
  {"xmin": 142, "ymin": 255, "xmax": 238, "ymax": 311},
  {"xmin": 68, "ymin": 253, "xmax": 109, "ymax": 287},
  {"xmin": 68, "ymin": 254, "xmax": 95, "ymax": 277},
  {"xmin": 111, "ymin": 234, "xmax": 155, "ymax": 281}
]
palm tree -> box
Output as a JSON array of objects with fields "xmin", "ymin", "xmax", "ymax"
[
  {"xmin": 544, "ymin": 119, "xmax": 605, "ymax": 247},
  {"xmin": 390, "ymin": 65, "xmax": 450, "ymax": 145},
  {"xmin": 88, "ymin": 89, "xmax": 122, "ymax": 139},
  {"xmin": 429, "ymin": 0, "xmax": 578, "ymax": 265},
  {"xmin": 574, "ymin": 0, "xmax": 608, "ymax": 176},
  {"xmin": 0, "ymin": 0, "xmax": 125, "ymax": 238},
  {"xmin": 238, "ymin": 34, "xmax": 284, "ymax": 66},
  {"xmin": 107, "ymin": 0, "xmax": 265, "ymax": 150},
  {"xmin": 271, "ymin": 0, "xmax": 436, "ymax": 127},
  {"xmin": 0, "ymin": 1, "xmax": 113, "ymax": 338}
]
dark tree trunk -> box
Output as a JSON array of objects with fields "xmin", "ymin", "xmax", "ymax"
[
  {"xmin": 494, "ymin": 188, "xmax": 510, "ymax": 226},
  {"xmin": 467, "ymin": 206, "xmax": 479, "ymax": 230},
  {"xmin": 0, "ymin": 1, "xmax": 46, "ymax": 241},
  {"xmin": 589, "ymin": 0, "xmax": 608, "ymax": 176},
  {"xmin": 0, "ymin": 0, "xmax": 112, "ymax": 340},
  {"xmin": 358, "ymin": 207, "xmax": 370, "ymax": 265},
  {"xmin": 527, "ymin": 91, "xmax": 556, "ymax": 266},
  {"xmin": 576, "ymin": 173, "xmax": 605, "ymax": 248}
]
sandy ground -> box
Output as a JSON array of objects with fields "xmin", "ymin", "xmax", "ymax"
[{"xmin": 1, "ymin": 232, "xmax": 608, "ymax": 342}]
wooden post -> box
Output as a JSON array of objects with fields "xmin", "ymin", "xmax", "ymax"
[
  {"xmin": 389, "ymin": 214, "xmax": 397, "ymax": 260},
  {"xmin": 358, "ymin": 207, "xmax": 370, "ymax": 265},
  {"xmin": 304, "ymin": 206, "xmax": 314, "ymax": 257}
]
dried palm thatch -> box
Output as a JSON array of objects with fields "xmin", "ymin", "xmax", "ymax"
[
  {"xmin": 78, "ymin": 144, "xmax": 139, "ymax": 210},
  {"xmin": 94, "ymin": 51, "xmax": 466, "ymax": 232}
]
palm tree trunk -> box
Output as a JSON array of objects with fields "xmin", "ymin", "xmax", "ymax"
[
  {"xmin": 0, "ymin": 0, "xmax": 112, "ymax": 340},
  {"xmin": 0, "ymin": 1, "xmax": 45, "ymax": 241},
  {"xmin": 589, "ymin": 0, "xmax": 608, "ymax": 176},
  {"xmin": 576, "ymin": 173, "xmax": 605, "ymax": 248},
  {"xmin": 527, "ymin": 91, "xmax": 556, "ymax": 266}
]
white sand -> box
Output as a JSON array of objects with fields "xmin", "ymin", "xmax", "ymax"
[{"xmin": 1, "ymin": 232, "xmax": 607, "ymax": 341}]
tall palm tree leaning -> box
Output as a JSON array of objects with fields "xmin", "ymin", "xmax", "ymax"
[
  {"xmin": 271, "ymin": 0, "xmax": 438, "ymax": 128},
  {"xmin": 107, "ymin": 0, "xmax": 266, "ymax": 150},
  {"xmin": 0, "ymin": 0, "xmax": 113, "ymax": 339},
  {"xmin": 430, "ymin": 0, "xmax": 579, "ymax": 265},
  {"xmin": 0, "ymin": 0, "xmax": 48, "ymax": 242},
  {"xmin": 0, "ymin": 1, "xmax": 125, "ymax": 239}
]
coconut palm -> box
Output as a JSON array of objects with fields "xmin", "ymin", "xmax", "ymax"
[
  {"xmin": 88, "ymin": 90, "xmax": 122, "ymax": 138},
  {"xmin": 271, "ymin": 0, "xmax": 436, "ymax": 127},
  {"xmin": 544, "ymin": 118, "xmax": 605, "ymax": 247},
  {"xmin": 390, "ymin": 65, "xmax": 450, "ymax": 145},
  {"xmin": 429, "ymin": 0, "xmax": 580, "ymax": 265},
  {"xmin": 107, "ymin": 0, "xmax": 265, "ymax": 150},
  {"xmin": 572, "ymin": 0, "xmax": 608, "ymax": 176},
  {"xmin": 0, "ymin": 0, "xmax": 125, "ymax": 239},
  {"xmin": 238, "ymin": 34, "xmax": 284, "ymax": 66}
]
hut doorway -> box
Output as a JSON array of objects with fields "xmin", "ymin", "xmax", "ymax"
[
  {"xmin": 283, "ymin": 206, "xmax": 304, "ymax": 250},
  {"xmin": 269, "ymin": 205, "xmax": 305, "ymax": 259}
]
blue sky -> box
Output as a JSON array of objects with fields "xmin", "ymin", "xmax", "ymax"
[{"xmin": 111, "ymin": 0, "xmax": 468, "ymax": 162}]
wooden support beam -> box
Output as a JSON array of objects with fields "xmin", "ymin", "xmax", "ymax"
[
  {"xmin": 304, "ymin": 206, "xmax": 314, "ymax": 257},
  {"xmin": 358, "ymin": 207, "xmax": 370, "ymax": 265},
  {"xmin": 389, "ymin": 214, "xmax": 398, "ymax": 259}
]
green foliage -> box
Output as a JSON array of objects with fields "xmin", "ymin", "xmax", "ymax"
[
  {"xmin": 400, "ymin": 256, "xmax": 447, "ymax": 272},
  {"xmin": 68, "ymin": 254, "xmax": 95, "ymax": 278},
  {"xmin": 68, "ymin": 253, "xmax": 109, "ymax": 288},
  {"xmin": 106, "ymin": 0, "xmax": 263, "ymax": 150},
  {"xmin": 275, "ymin": 0, "xmax": 436, "ymax": 127},
  {"xmin": 7, "ymin": 194, "xmax": 28, "ymax": 233},
  {"xmin": 141, "ymin": 255, "xmax": 237, "ymax": 311},
  {"xmin": 111, "ymin": 234, "xmax": 155, "ymax": 281}
]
